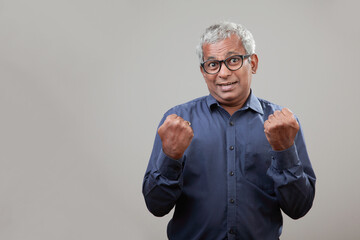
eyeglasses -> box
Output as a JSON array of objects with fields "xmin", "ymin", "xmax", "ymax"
[{"xmin": 201, "ymin": 54, "xmax": 251, "ymax": 74}]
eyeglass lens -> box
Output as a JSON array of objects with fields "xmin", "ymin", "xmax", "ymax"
[{"xmin": 203, "ymin": 55, "xmax": 244, "ymax": 74}]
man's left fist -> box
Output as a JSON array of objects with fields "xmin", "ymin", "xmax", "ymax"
[{"xmin": 264, "ymin": 108, "xmax": 299, "ymax": 151}]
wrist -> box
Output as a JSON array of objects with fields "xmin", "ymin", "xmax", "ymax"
[
  {"xmin": 270, "ymin": 141, "xmax": 294, "ymax": 151},
  {"xmin": 162, "ymin": 148, "xmax": 183, "ymax": 160}
]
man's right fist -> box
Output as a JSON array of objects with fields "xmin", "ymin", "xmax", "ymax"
[{"xmin": 158, "ymin": 114, "xmax": 194, "ymax": 160}]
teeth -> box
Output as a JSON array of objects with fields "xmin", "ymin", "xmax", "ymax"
[{"xmin": 220, "ymin": 82, "xmax": 235, "ymax": 86}]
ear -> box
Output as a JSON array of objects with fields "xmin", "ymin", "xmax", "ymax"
[
  {"xmin": 250, "ymin": 54, "xmax": 259, "ymax": 74},
  {"xmin": 200, "ymin": 65, "xmax": 206, "ymax": 78}
]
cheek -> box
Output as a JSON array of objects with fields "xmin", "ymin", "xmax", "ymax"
[
  {"xmin": 204, "ymin": 76, "xmax": 216, "ymax": 86},
  {"xmin": 237, "ymin": 71, "xmax": 252, "ymax": 85}
]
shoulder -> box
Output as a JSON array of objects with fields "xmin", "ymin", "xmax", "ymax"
[
  {"xmin": 256, "ymin": 97, "xmax": 283, "ymax": 114},
  {"xmin": 256, "ymin": 96, "xmax": 301, "ymax": 122},
  {"xmin": 164, "ymin": 96, "xmax": 208, "ymax": 116}
]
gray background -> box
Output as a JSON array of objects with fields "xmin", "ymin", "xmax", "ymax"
[{"xmin": 1, "ymin": 0, "xmax": 359, "ymax": 239}]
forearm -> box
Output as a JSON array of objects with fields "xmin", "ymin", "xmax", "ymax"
[
  {"xmin": 143, "ymin": 149, "xmax": 184, "ymax": 217},
  {"xmin": 267, "ymin": 144, "xmax": 316, "ymax": 219}
]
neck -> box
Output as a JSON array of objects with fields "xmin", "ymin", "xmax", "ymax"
[
  {"xmin": 220, "ymin": 92, "xmax": 251, "ymax": 116},
  {"xmin": 221, "ymin": 103, "xmax": 244, "ymax": 116}
]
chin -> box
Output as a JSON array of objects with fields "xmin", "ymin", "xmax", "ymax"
[{"xmin": 219, "ymin": 93, "xmax": 238, "ymax": 101}]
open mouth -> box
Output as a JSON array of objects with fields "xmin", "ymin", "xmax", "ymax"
[
  {"xmin": 217, "ymin": 81, "xmax": 238, "ymax": 91},
  {"xmin": 218, "ymin": 81, "xmax": 237, "ymax": 86}
]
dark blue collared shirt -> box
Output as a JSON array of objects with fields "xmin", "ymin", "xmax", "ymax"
[{"xmin": 143, "ymin": 92, "xmax": 316, "ymax": 240}]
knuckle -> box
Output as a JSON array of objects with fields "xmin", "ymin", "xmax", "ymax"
[
  {"xmin": 264, "ymin": 129, "xmax": 270, "ymax": 135},
  {"xmin": 158, "ymin": 126, "xmax": 164, "ymax": 135},
  {"xmin": 265, "ymin": 123, "xmax": 273, "ymax": 131},
  {"xmin": 292, "ymin": 121, "xmax": 300, "ymax": 129},
  {"xmin": 282, "ymin": 108, "xmax": 293, "ymax": 116},
  {"xmin": 270, "ymin": 122, "xmax": 280, "ymax": 129},
  {"xmin": 288, "ymin": 118, "xmax": 298, "ymax": 126},
  {"xmin": 167, "ymin": 114, "xmax": 177, "ymax": 119},
  {"xmin": 284, "ymin": 107, "xmax": 292, "ymax": 113}
]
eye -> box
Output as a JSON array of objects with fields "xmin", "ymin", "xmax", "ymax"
[
  {"xmin": 227, "ymin": 56, "xmax": 241, "ymax": 65},
  {"xmin": 207, "ymin": 61, "xmax": 219, "ymax": 69}
]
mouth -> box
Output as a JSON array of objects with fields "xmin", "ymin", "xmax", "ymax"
[{"xmin": 217, "ymin": 81, "xmax": 238, "ymax": 91}]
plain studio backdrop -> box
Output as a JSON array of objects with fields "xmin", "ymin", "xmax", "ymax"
[{"xmin": 1, "ymin": 0, "xmax": 359, "ymax": 239}]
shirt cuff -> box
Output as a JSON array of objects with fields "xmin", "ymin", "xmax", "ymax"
[
  {"xmin": 156, "ymin": 149, "xmax": 184, "ymax": 180},
  {"xmin": 270, "ymin": 144, "xmax": 300, "ymax": 170}
]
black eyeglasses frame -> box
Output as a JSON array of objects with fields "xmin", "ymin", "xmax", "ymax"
[{"xmin": 201, "ymin": 54, "xmax": 252, "ymax": 75}]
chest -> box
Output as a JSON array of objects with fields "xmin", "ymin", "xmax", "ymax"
[{"xmin": 183, "ymin": 112, "xmax": 274, "ymax": 193}]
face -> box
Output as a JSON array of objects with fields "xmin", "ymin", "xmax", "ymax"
[{"xmin": 200, "ymin": 34, "xmax": 258, "ymax": 110}]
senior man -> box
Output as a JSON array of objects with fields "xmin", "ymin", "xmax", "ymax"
[{"xmin": 142, "ymin": 22, "xmax": 316, "ymax": 240}]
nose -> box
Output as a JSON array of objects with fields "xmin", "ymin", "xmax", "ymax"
[{"xmin": 218, "ymin": 62, "xmax": 232, "ymax": 79}]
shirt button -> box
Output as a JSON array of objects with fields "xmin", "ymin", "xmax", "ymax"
[
  {"xmin": 229, "ymin": 171, "xmax": 234, "ymax": 176},
  {"xmin": 230, "ymin": 199, "xmax": 234, "ymax": 204},
  {"xmin": 229, "ymin": 121, "xmax": 234, "ymax": 126},
  {"xmin": 229, "ymin": 146, "xmax": 234, "ymax": 150}
]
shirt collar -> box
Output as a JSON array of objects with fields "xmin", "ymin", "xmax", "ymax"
[{"xmin": 206, "ymin": 89, "xmax": 264, "ymax": 115}]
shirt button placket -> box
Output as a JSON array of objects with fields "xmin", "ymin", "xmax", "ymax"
[{"xmin": 226, "ymin": 118, "xmax": 236, "ymax": 240}]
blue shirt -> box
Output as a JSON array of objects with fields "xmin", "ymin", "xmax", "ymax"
[{"xmin": 143, "ymin": 92, "xmax": 316, "ymax": 240}]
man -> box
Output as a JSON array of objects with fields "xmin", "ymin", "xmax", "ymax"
[{"xmin": 142, "ymin": 22, "xmax": 316, "ymax": 240}]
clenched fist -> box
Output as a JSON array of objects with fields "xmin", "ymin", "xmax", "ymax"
[
  {"xmin": 264, "ymin": 108, "xmax": 299, "ymax": 151},
  {"xmin": 158, "ymin": 114, "xmax": 194, "ymax": 160}
]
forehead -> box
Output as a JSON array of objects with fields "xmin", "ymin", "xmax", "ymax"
[{"xmin": 202, "ymin": 34, "xmax": 245, "ymax": 60}]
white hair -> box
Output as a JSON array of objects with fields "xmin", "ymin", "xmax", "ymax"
[{"xmin": 196, "ymin": 21, "xmax": 256, "ymax": 63}]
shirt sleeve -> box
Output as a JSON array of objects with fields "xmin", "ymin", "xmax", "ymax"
[
  {"xmin": 142, "ymin": 115, "xmax": 184, "ymax": 217},
  {"xmin": 266, "ymin": 122, "xmax": 316, "ymax": 219}
]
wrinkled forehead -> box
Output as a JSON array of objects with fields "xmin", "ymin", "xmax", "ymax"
[{"xmin": 202, "ymin": 35, "xmax": 245, "ymax": 60}]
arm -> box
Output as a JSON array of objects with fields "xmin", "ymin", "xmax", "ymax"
[
  {"xmin": 267, "ymin": 128, "xmax": 316, "ymax": 219},
  {"xmin": 142, "ymin": 114, "xmax": 193, "ymax": 217},
  {"xmin": 264, "ymin": 108, "xmax": 316, "ymax": 219}
]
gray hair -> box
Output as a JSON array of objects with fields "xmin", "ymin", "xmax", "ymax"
[{"xmin": 196, "ymin": 21, "xmax": 256, "ymax": 63}]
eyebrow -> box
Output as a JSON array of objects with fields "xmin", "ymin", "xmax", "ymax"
[{"xmin": 204, "ymin": 51, "xmax": 242, "ymax": 61}]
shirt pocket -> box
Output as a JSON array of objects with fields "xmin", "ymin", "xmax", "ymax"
[{"xmin": 243, "ymin": 143, "xmax": 275, "ymax": 195}]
